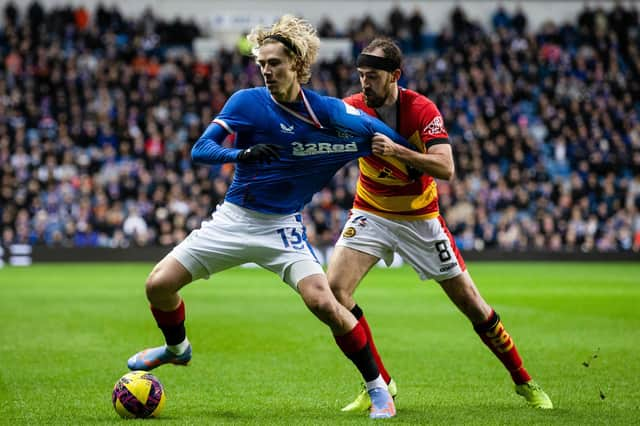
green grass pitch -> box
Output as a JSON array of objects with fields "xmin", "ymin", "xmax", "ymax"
[{"xmin": 0, "ymin": 262, "xmax": 639, "ymax": 424}]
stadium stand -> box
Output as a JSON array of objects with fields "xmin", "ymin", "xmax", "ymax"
[{"xmin": 1, "ymin": 1, "xmax": 639, "ymax": 255}]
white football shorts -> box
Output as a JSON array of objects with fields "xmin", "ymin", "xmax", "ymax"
[
  {"xmin": 335, "ymin": 209, "xmax": 466, "ymax": 281},
  {"xmin": 169, "ymin": 202, "xmax": 324, "ymax": 289}
]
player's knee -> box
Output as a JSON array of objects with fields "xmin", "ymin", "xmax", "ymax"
[
  {"xmin": 321, "ymin": 294, "xmax": 341, "ymax": 315},
  {"xmin": 331, "ymin": 285, "xmax": 352, "ymax": 306},
  {"xmin": 327, "ymin": 275, "xmax": 338, "ymax": 292},
  {"xmin": 327, "ymin": 275, "xmax": 349, "ymax": 303},
  {"xmin": 145, "ymin": 268, "xmax": 171, "ymax": 300},
  {"xmin": 303, "ymin": 287, "xmax": 339, "ymax": 318},
  {"xmin": 303, "ymin": 288, "xmax": 323, "ymax": 311},
  {"xmin": 310, "ymin": 297, "xmax": 340, "ymax": 322}
]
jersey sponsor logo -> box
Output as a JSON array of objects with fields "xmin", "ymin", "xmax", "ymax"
[
  {"xmin": 291, "ymin": 141, "xmax": 358, "ymax": 156},
  {"xmin": 280, "ymin": 123, "xmax": 295, "ymax": 134},
  {"xmin": 342, "ymin": 227, "xmax": 356, "ymax": 238},
  {"xmin": 423, "ymin": 116, "xmax": 445, "ymax": 136}
]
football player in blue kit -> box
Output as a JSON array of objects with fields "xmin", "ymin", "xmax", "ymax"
[{"xmin": 127, "ymin": 15, "xmax": 404, "ymax": 419}]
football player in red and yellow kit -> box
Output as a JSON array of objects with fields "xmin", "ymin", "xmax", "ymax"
[{"xmin": 328, "ymin": 38, "xmax": 552, "ymax": 411}]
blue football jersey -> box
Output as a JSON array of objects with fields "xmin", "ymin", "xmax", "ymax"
[{"xmin": 194, "ymin": 87, "xmax": 409, "ymax": 214}]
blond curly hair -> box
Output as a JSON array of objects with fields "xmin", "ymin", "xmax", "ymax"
[{"xmin": 247, "ymin": 15, "xmax": 320, "ymax": 84}]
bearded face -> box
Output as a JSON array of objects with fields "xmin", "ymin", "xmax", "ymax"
[{"xmin": 359, "ymin": 68, "xmax": 395, "ymax": 108}]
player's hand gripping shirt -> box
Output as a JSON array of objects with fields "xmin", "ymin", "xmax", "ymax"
[
  {"xmin": 191, "ymin": 87, "xmax": 409, "ymax": 215},
  {"xmin": 344, "ymin": 88, "xmax": 449, "ymax": 220}
]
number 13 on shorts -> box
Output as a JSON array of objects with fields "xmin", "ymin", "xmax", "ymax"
[{"xmin": 276, "ymin": 227, "xmax": 306, "ymax": 250}]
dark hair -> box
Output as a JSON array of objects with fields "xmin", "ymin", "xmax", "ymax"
[{"xmin": 362, "ymin": 37, "xmax": 403, "ymax": 69}]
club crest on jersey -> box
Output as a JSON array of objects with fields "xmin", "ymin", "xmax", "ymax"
[
  {"xmin": 336, "ymin": 129, "xmax": 356, "ymax": 139},
  {"xmin": 280, "ymin": 123, "xmax": 295, "ymax": 134},
  {"xmin": 423, "ymin": 116, "xmax": 445, "ymax": 136},
  {"xmin": 377, "ymin": 167, "xmax": 394, "ymax": 179},
  {"xmin": 342, "ymin": 227, "xmax": 356, "ymax": 238}
]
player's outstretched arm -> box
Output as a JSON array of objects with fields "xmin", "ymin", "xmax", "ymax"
[
  {"xmin": 192, "ymin": 90, "xmax": 281, "ymax": 165},
  {"xmin": 191, "ymin": 123, "xmax": 281, "ymax": 165},
  {"xmin": 191, "ymin": 123, "xmax": 244, "ymax": 165}
]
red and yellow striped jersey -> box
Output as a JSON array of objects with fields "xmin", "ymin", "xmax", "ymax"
[{"xmin": 344, "ymin": 88, "xmax": 449, "ymax": 220}]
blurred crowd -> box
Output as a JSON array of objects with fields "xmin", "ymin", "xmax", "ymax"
[{"xmin": 1, "ymin": 2, "xmax": 639, "ymax": 252}]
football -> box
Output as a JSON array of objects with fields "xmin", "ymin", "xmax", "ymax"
[{"xmin": 112, "ymin": 371, "xmax": 166, "ymax": 418}]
